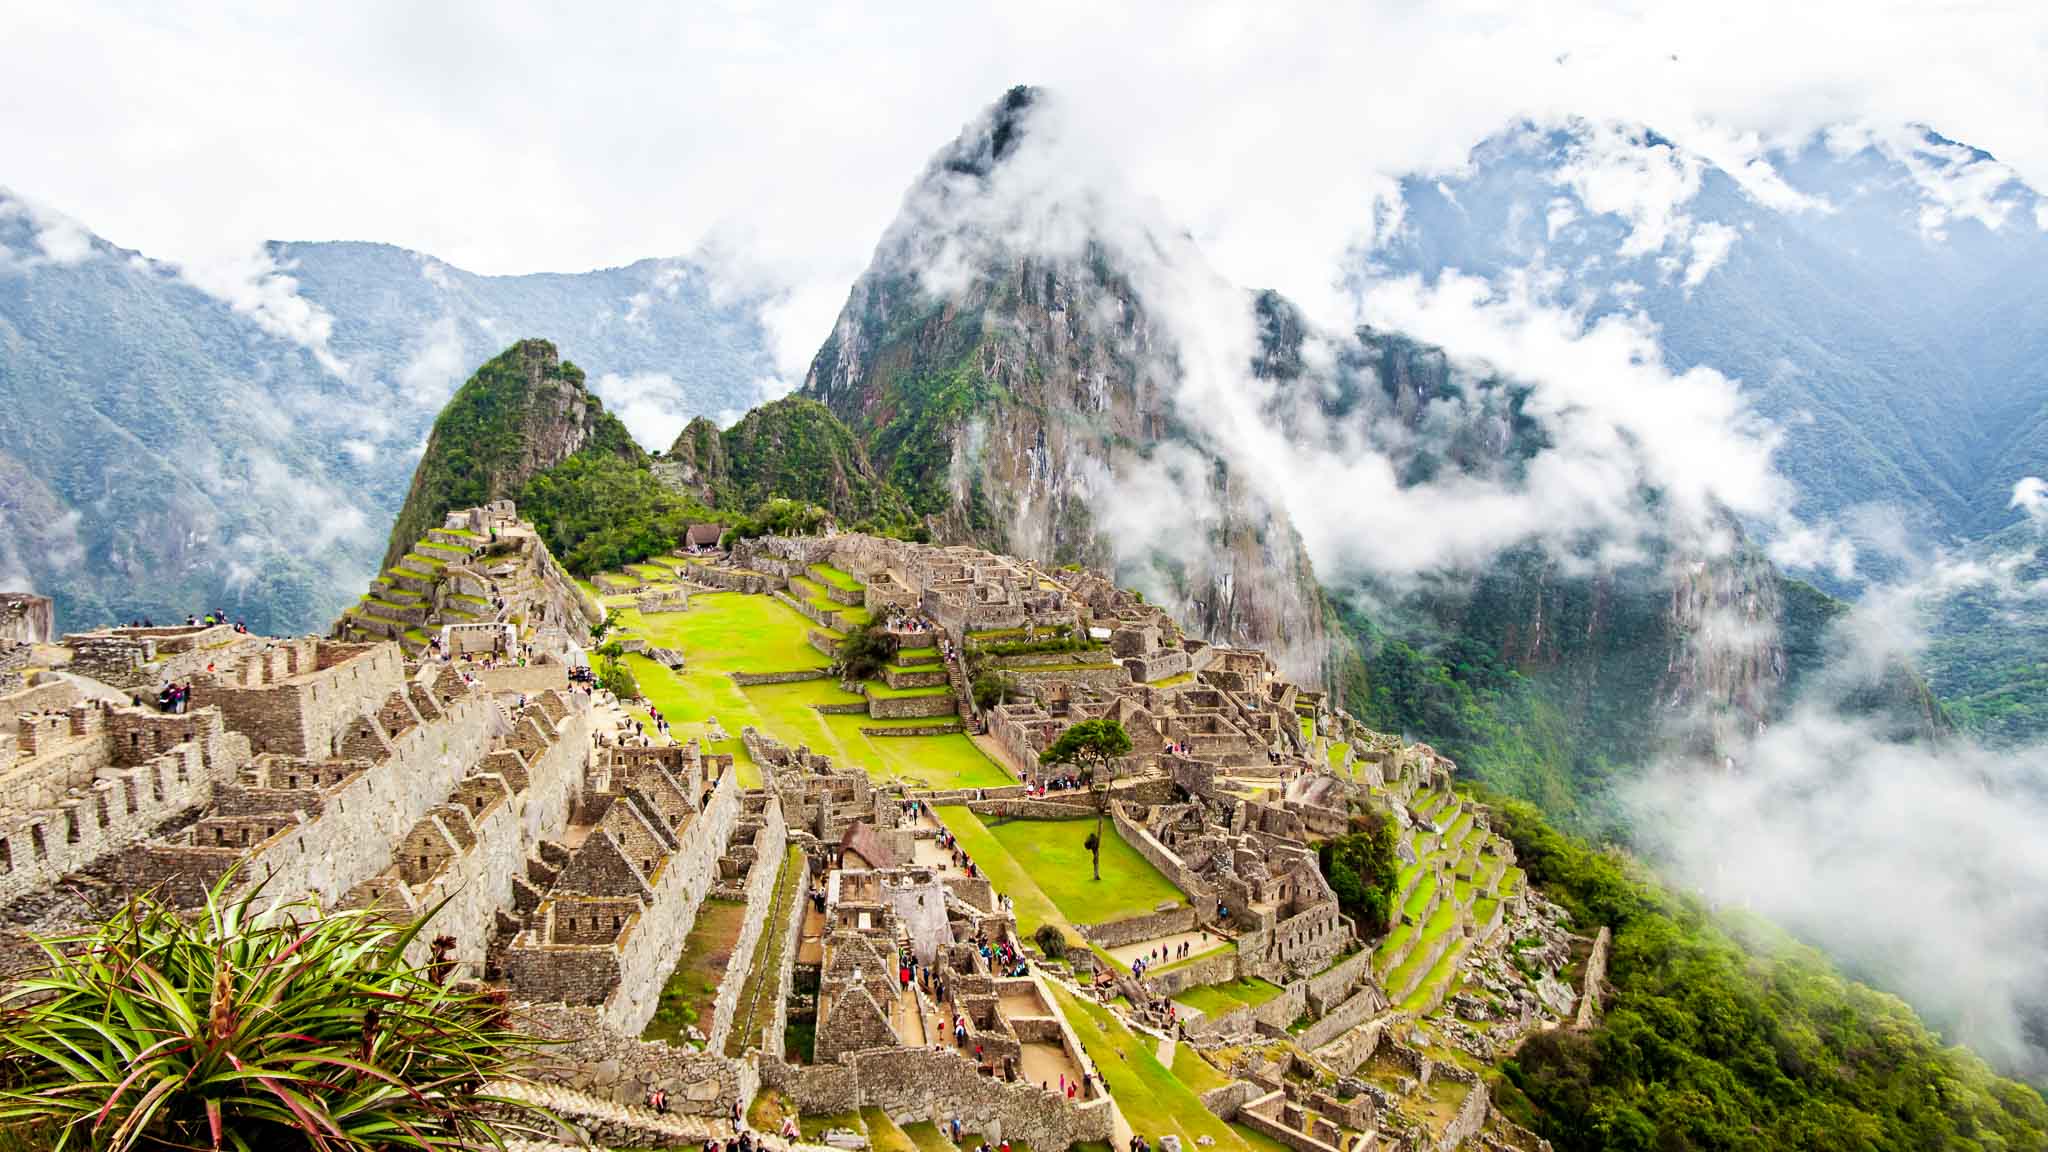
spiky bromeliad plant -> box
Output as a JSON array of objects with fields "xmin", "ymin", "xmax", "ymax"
[{"xmin": 0, "ymin": 873, "xmax": 544, "ymax": 1151}]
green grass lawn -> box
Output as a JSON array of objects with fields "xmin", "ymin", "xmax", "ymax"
[
  {"xmin": 1051, "ymin": 985, "xmax": 1249, "ymax": 1152},
  {"xmin": 728, "ymin": 845, "xmax": 802, "ymax": 1057},
  {"xmin": 1231, "ymin": 1124, "xmax": 1298, "ymax": 1152},
  {"xmin": 1327, "ymin": 741, "xmax": 1351, "ymax": 772},
  {"xmin": 1402, "ymin": 872, "xmax": 1438, "ymax": 921},
  {"xmin": 611, "ymin": 585, "xmax": 1007, "ymax": 791},
  {"xmin": 1401, "ymin": 940, "xmax": 1468, "ymax": 1014},
  {"xmin": 641, "ymin": 898, "xmax": 748, "ymax": 1046},
  {"xmin": 811, "ymin": 564, "xmax": 862, "ymax": 591},
  {"xmin": 1172, "ymin": 1044, "xmax": 1232, "ymax": 1094},
  {"xmin": 862, "ymin": 1108, "xmax": 916, "ymax": 1152},
  {"xmin": 1374, "ymin": 922, "xmax": 1414, "ymax": 967},
  {"xmin": 623, "ymin": 592, "xmax": 830, "ymax": 674},
  {"xmin": 900, "ymin": 1122, "xmax": 957, "ymax": 1152},
  {"xmin": 983, "ymin": 815, "xmax": 1186, "ymax": 926},
  {"xmin": 1174, "ymin": 977, "xmax": 1284, "ymax": 1018},
  {"xmin": 934, "ymin": 806, "xmax": 1067, "ymax": 942}
]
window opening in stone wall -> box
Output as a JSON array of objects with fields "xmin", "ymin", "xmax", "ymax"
[
  {"xmin": 0, "ymin": 839, "xmax": 11, "ymax": 873},
  {"xmin": 29, "ymin": 826, "xmax": 45, "ymax": 861},
  {"xmin": 65, "ymin": 812, "xmax": 79, "ymax": 845}
]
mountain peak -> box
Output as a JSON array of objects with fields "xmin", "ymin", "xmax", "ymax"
[{"xmin": 379, "ymin": 337, "xmax": 636, "ymax": 569}]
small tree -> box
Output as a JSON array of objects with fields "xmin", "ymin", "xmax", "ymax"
[
  {"xmin": 1038, "ymin": 718, "xmax": 1133, "ymax": 881},
  {"xmin": 971, "ymin": 670, "xmax": 1019, "ymax": 711},
  {"xmin": 837, "ymin": 624, "xmax": 899, "ymax": 683},
  {"xmin": 595, "ymin": 640, "xmax": 639, "ymax": 701}
]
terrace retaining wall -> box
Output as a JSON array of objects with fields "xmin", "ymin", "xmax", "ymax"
[
  {"xmin": 731, "ymin": 670, "xmax": 830, "ymax": 687},
  {"xmin": 520, "ymin": 1001, "xmax": 754, "ymax": 1117},
  {"xmin": 867, "ymin": 692, "xmax": 957, "ymax": 720},
  {"xmin": 760, "ymin": 1046, "xmax": 1113, "ymax": 1151},
  {"xmin": 1295, "ymin": 981, "xmax": 1391, "ymax": 1051},
  {"xmin": 1084, "ymin": 903, "xmax": 1198, "ymax": 951}
]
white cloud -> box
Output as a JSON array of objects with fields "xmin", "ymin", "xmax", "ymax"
[
  {"xmin": 0, "ymin": 1, "xmax": 2040, "ymax": 370},
  {"xmin": 1633, "ymin": 543, "xmax": 2048, "ymax": 1075},
  {"xmin": 2013, "ymin": 475, "xmax": 2048, "ymax": 526},
  {"xmin": 0, "ymin": 191, "xmax": 96, "ymax": 267},
  {"xmin": 590, "ymin": 371, "xmax": 693, "ymax": 450},
  {"xmin": 174, "ymin": 246, "xmax": 348, "ymax": 377},
  {"xmin": 1683, "ymin": 219, "xmax": 1737, "ymax": 288},
  {"xmin": 1555, "ymin": 122, "xmax": 1705, "ymax": 258},
  {"xmin": 396, "ymin": 315, "xmax": 471, "ymax": 406}
]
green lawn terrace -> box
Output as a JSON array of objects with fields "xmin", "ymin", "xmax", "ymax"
[
  {"xmin": 597, "ymin": 568, "xmax": 1004, "ymax": 792},
  {"xmin": 1369, "ymin": 780, "xmax": 1521, "ymax": 1020},
  {"xmin": 932, "ymin": 806, "xmax": 1188, "ymax": 953},
  {"xmin": 642, "ymin": 897, "xmax": 748, "ymax": 1047},
  {"xmin": 337, "ymin": 522, "xmax": 514, "ymax": 656}
]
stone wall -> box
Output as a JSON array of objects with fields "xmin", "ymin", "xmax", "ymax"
[
  {"xmin": 473, "ymin": 665, "xmax": 570, "ymax": 695},
  {"xmin": 226, "ymin": 691, "xmax": 499, "ymax": 908},
  {"xmin": 0, "ymin": 714, "xmax": 248, "ymax": 907},
  {"xmin": 763, "ymin": 1046, "xmax": 1114, "ymax": 1152},
  {"xmin": 190, "ymin": 641, "xmax": 403, "ymax": 758},
  {"xmin": 1011, "ymin": 665, "xmax": 1130, "ymax": 693},
  {"xmin": 602, "ymin": 765, "xmax": 742, "ymax": 1034},
  {"xmin": 762, "ymin": 853, "xmax": 812, "ymax": 1056},
  {"xmin": 520, "ymin": 1001, "xmax": 756, "ymax": 1117},
  {"xmin": 1140, "ymin": 948, "xmax": 1240, "ymax": 1001},
  {"xmin": 731, "ymin": 669, "xmax": 830, "ymax": 687},
  {"xmin": 964, "ymin": 797, "xmax": 1096, "ymax": 821},
  {"xmin": 1109, "ymin": 802, "xmax": 1212, "ymax": 908},
  {"xmin": 707, "ymin": 797, "xmax": 787, "ymax": 1052},
  {"xmin": 0, "ymin": 595, "xmax": 52, "ymax": 646},
  {"xmin": 401, "ymin": 698, "xmax": 589, "ymax": 976},
  {"xmin": 1082, "ymin": 903, "xmax": 1197, "ymax": 950},
  {"xmin": 774, "ymin": 591, "xmax": 844, "ymax": 633},
  {"xmin": 1294, "ymin": 982, "xmax": 1390, "ymax": 1051},
  {"xmin": 867, "ymin": 692, "xmax": 957, "ymax": 720},
  {"xmin": 1301, "ymin": 949, "xmax": 1372, "ymax": 1016},
  {"xmin": 863, "ymin": 722, "xmax": 964, "ymax": 737}
]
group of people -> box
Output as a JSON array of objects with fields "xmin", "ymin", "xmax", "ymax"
[
  {"xmin": 645, "ymin": 702, "xmax": 673, "ymax": 740},
  {"xmin": 1026, "ymin": 771, "xmax": 1090, "ymax": 795},
  {"xmin": 884, "ymin": 611, "xmax": 934, "ymax": 634},
  {"xmin": 933, "ymin": 827, "xmax": 980, "ymax": 878},
  {"xmin": 154, "ymin": 681, "xmax": 193, "ymax": 713}
]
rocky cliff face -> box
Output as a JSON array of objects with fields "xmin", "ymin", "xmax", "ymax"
[
  {"xmin": 382, "ymin": 338, "xmax": 642, "ymax": 569},
  {"xmin": 803, "ymin": 87, "xmax": 1332, "ymax": 683}
]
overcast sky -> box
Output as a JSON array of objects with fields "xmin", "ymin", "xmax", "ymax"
[{"xmin": 5, "ymin": 0, "xmax": 2046, "ymax": 366}]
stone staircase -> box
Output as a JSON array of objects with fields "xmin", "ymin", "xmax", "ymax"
[
  {"xmin": 940, "ymin": 643, "xmax": 980, "ymax": 733},
  {"xmin": 487, "ymin": 1078, "xmax": 735, "ymax": 1148}
]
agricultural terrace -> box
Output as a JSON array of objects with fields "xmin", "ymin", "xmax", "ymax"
[
  {"xmin": 1372, "ymin": 776, "xmax": 1520, "ymax": 1018},
  {"xmin": 932, "ymin": 806, "xmax": 1186, "ymax": 951},
  {"xmin": 594, "ymin": 563, "xmax": 1011, "ymax": 791},
  {"xmin": 1050, "ymin": 985, "xmax": 1251, "ymax": 1152}
]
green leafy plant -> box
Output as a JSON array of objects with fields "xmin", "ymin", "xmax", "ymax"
[
  {"xmin": 1032, "ymin": 923, "xmax": 1068, "ymax": 962},
  {"xmin": 1038, "ymin": 718, "xmax": 1133, "ymax": 881},
  {"xmin": 837, "ymin": 624, "xmax": 900, "ymax": 683},
  {"xmin": 0, "ymin": 873, "xmax": 543, "ymax": 1151}
]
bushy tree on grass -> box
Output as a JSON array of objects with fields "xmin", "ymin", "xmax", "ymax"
[
  {"xmin": 837, "ymin": 625, "xmax": 899, "ymax": 683},
  {"xmin": 1038, "ymin": 719, "xmax": 1133, "ymax": 881}
]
